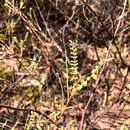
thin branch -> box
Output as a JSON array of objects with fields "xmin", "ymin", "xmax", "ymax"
[{"xmin": 0, "ymin": 104, "xmax": 60, "ymax": 128}]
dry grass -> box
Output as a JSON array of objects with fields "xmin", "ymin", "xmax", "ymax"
[{"xmin": 0, "ymin": 0, "xmax": 129, "ymax": 129}]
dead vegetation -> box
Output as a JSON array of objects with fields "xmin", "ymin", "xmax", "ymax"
[{"xmin": 0, "ymin": 0, "xmax": 130, "ymax": 130}]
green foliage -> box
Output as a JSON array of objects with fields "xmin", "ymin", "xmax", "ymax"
[
  {"xmin": 0, "ymin": 0, "xmax": 128, "ymax": 129},
  {"xmin": 68, "ymin": 40, "xmax": 102, "ymax": 96},
  {"xmin": 19, "ymin": 59, "xmax": 29, "ymax": 69},
  {"xmin": 18, "ymin": 0, "xmax": 26, "ymax": 9},
  {"xmin": 69, "ymin": 40, "xmax": 78, "ymax": 82},
  {"xmin": 70, "ymin": 63, "xmax": 102, "ymax": 96},
  {"xmin": 91, "ymin": 63, "xmax": 101, "ymax": 80},
  {"xmin": 24, "ymin": 111, "xmax": 35, "ymax": 130},
  {"xmin": 31, "ymin": 54, "xmax": 42, "ymax": 71},
  {"xmin": 0, "ymin": 34, "xmax": 6, "ymax": 44},
  {"xmin": 0, "ymin": 62, "xmax": 13, "ymax": 80},
  {"xmin": 18, "ymin": 31, "xmax": 29, "ymax": 54},
  {"xmin": 68, "ymin": 41, "xmax": 114, "ymax": 97}
]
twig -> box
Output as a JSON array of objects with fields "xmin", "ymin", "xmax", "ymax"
[
  {"xmin": 0, "ymin": 104, "xmax": 60, "ymax": 128},
  {"xmin": 114, "ymin": 0, "xmax": 127, "ymax": 35},
  {"xmin": 79, "ymin": 43, "xmax": 112, "ymax": 130},
  {"xmin": 82, "ymin": 0, "xmax": 126, "ymax": 65}
]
